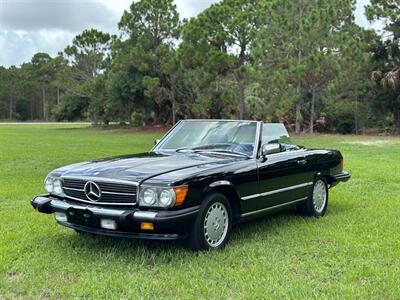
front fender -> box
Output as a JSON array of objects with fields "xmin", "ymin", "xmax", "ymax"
[
  {"xmin": 202, "ymin": 180, "xmax": 242, "ymax": 202},
  {"xmin": 202, "ymin": 180, "xmax": 242, "ymax": 223},
  {"xmin": 203, "ymin": 180, "xmax": 235, "ymax": 194}
]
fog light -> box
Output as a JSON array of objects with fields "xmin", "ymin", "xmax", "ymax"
[
  {"xmin": 141, "ymin": 222, "xmax": 154, "ymax": 230},
  {"xmin": 54, "ymin": 212, "xmax": 67, "ymax": 222},
  {"xmin": 100, "ymin": 219, "xmax": 117, "ymax": 230}
]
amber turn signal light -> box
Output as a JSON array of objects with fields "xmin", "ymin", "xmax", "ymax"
[
  {"xmin": 141, "ymin": 222, "xmax": 154, "ymax": 230},
  {"xmin": 173, "ymin": 186, "xmax": 189, "ymax": 207}
]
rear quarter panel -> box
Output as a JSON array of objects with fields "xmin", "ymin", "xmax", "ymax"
[{"xmin": 302, "ymin": 149, "xmax": 343, "ymax": 191}]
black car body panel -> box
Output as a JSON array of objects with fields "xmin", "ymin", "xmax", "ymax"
[
  {"xmin": 50, "ymin": 152, "xmax": 236, "ymax": 183},
  {"xmin": 32, "ymin": 120, "xmax": 350, "ymax": 241}
]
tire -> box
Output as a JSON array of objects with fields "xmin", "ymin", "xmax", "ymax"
[
  {"xmin": 185, "ymin": 193, "xmax": 232, "ymax": 251},
  {"xmin": 297, "ymin": 177, "xmax": 328, "ymax": 217}
]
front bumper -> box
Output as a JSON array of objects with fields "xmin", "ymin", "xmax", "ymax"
[{"xmin": 31, "ymin": 196, "xmax": 200, "ymax": 240}]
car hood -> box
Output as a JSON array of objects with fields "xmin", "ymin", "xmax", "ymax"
[{"xmin": 51, "ymin": 152, "xmax": 239, "ymax": 183}]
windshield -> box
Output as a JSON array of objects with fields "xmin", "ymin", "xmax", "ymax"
[{"xmin": 155, "ymin": 120, "xmax": 258, "ymax": 157}]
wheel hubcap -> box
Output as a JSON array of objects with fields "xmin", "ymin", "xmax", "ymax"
[
  {"xmin": 313, "ymin": 180, "xmax": 327, "ymax": 213},
  {"xmin": 204, "ymin": 202, "xmax": 228, "ymax": 247}
]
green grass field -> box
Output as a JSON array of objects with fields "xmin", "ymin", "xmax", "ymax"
[{"xmin": 0, "ymin": 124, "xmax": 399, "ymax": 299}]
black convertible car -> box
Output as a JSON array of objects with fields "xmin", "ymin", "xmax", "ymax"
[{"xmin": 32, "ymin": 120, "xmax": 350, "ymax": 250}]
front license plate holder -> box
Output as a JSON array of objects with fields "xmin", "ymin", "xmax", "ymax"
[{"xmin": 66, "ymin": 207, "xmax": 97, "ymax": 227}]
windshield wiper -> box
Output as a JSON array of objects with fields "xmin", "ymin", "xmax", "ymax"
[
  {"xmin": 176, "ymin": 143, "xmax": 250, "ymax": 158},
  {"xmin": 176, "ymin": 143, "xmax": 233, "ymax": 152},
  {"xmin": 194, "ymin": 149, "xmax": 250, "ymax": 158}
]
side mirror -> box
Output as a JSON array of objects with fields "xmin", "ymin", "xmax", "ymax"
[
  {"xmin": 261, "ymin": 143, "xmax": 281, "ymax": 157},
  {"xmin": 154, "ymin": 139, "xmax": 160, "ymax": 145}
]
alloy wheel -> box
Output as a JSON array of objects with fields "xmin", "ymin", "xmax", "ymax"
[
  {"xmin": 203, "ymin": 202, "xmax": 229, "ymax": 247},
  {"xmin": 312, "ymin": 179, "xmax": 327, "ymax": 213}
]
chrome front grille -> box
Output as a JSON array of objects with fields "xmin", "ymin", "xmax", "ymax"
[{"xmin": 62, "ymin": 177, "xmax": 137, "ymax": 205}]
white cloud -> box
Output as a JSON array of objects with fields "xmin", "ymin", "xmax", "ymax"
[
  {"xmin": 175, "ymin": 0, "xmax": 218, "ymax": 19},
  {"xmin": 0, "ymin": 29, "xmax": 75, "ymax": 66},
  {"xmin": 354, "ymin": 0, "xmax": 384, "ymax": 31},
  {"xmin": 103, "ymin": 0, "xmax": 132, "ymax": 15},
  {"xmin": 0, "ymin": 0, "xmax": 117, "ymax": 32},
  {"xmin": 0, "ymin": 0, "xmax": 127, "ymax": 67}
]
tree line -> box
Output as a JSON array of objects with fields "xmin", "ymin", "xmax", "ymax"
[{"xmin": 0, "ymin": 0, "xmax": 399, "ymax": 134}]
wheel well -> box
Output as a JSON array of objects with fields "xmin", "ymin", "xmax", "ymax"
[
  {"xmin": 203, "ymin": 186, "xmax": 242, "ymax": 224},
  {"xmin": 316, "ymin": 173, "xmax": 336, "ymax": 189},
  {"xmin": 324, "ymin": 175, "xmax": 335, "ymax": 185},
  {"xmin": 315, "ymin": 171, "xmax": 335, "ymax": 185}
]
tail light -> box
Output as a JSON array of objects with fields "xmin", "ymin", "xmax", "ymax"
[{"xmin": 339, "ymin": 159, "xmax": 344, "ymax": 170}]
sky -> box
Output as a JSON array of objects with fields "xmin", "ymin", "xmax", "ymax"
[{"xmin": 0, "ymin": 0, "xmax": 380, "ymax": 68}]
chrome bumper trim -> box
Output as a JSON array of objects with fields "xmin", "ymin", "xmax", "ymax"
[
  {"xmin": 51, "ymin": 199, "xmax": 127, "ymax": 217},
  {"xmin": 241, "ymin": 197, "xmax": 307, "ymax": 217},
  {"xmin": 241, "ymin": 182, "xmax": 313, "ymax": 201}
]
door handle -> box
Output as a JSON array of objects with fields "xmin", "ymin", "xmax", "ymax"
[{"xmin": 297, "ymin": 159, "xmax": 307, "ymax": 165}]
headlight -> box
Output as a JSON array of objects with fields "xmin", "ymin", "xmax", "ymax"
[
  {"xmin": 53, "ymin": 179, "xmax": 63, "ymax": 195},
  {"xmin": 138, "ymin": 186, "xmax": 188, "ymax": 208},
  {"xmin": 159, "ymin": 189, "xmax": 174, "ymax": 207},
  {"xmin": 44, "ymin": 176, "xmax": 65, "ymax": 197},
  {"xmin": 142, "ymin": 188, "xmax": 157, "ymax": 205},
  {"xmin": 45, "ymin": 177, "xmax": 54, "ymax": 194}
]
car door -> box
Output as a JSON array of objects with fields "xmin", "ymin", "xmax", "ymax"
[
  {"xmin": 249, "ymin": 123, "xmax": 314, "ymax": 211},
  {"xmin": 253, "ymin": 149, "xmax": 311, "ymax": 211}
]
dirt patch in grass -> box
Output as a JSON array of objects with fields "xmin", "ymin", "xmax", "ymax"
[
  {"xmin": 342, "ymin": 140, "xmax": 400, "ymax": 147},
  {"xmin": 119, "ymin": 125, "xmax": 170, "ymax": 133},
  {"xmin": 6, "ymin": 271, "xmax": 20, "ymax": 282},
  {"xmin": 91, "ymin": 124, "xmax": 171, "ymax": 134}
]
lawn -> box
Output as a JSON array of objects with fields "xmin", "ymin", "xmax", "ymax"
[{"xmin": 0, "ymin": 124, "xmax": 399, "ymax": 299}]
